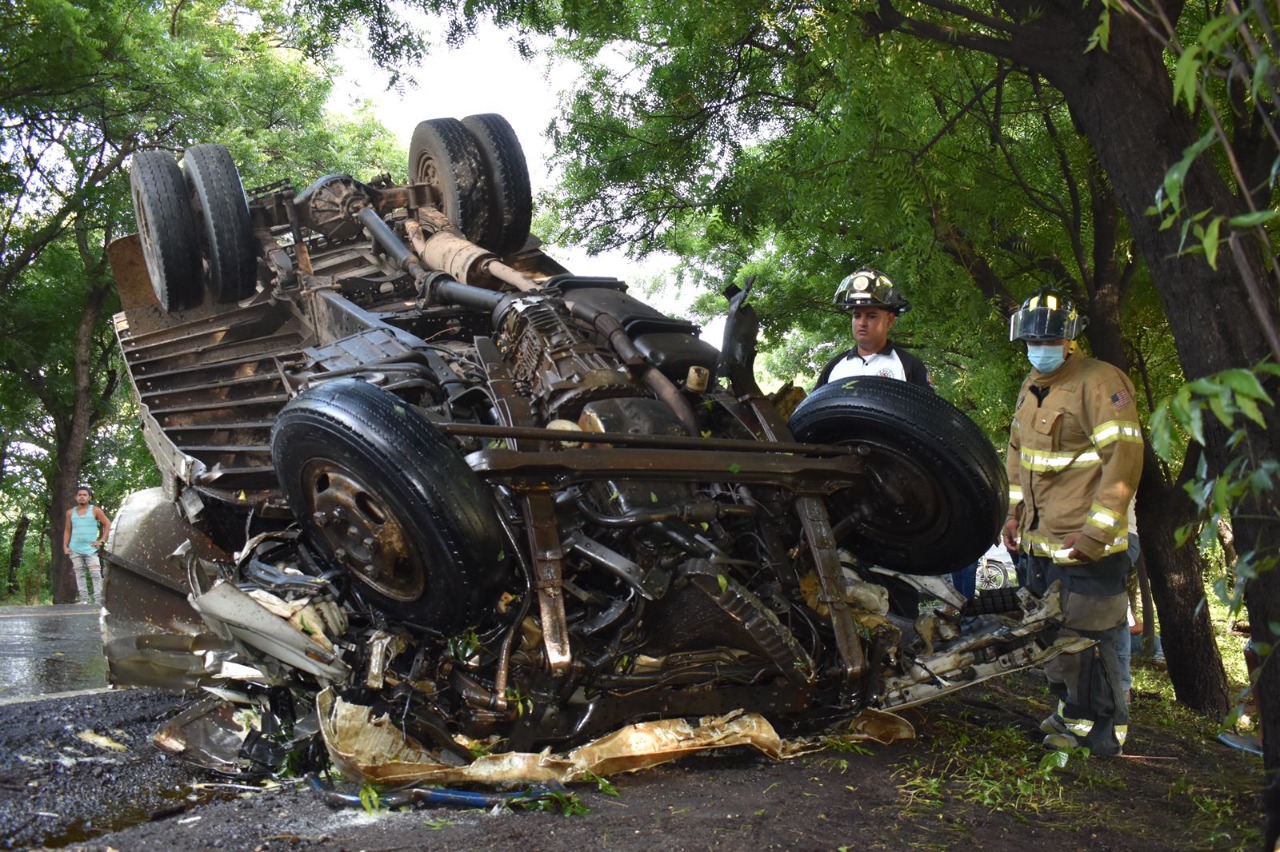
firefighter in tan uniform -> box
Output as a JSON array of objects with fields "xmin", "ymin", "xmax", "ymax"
[{"xmin": 1000, "ymin": 289, "xmax": 1144, "ymax": 756}]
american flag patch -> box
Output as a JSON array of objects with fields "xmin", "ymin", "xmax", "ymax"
[{"xmin": 1111, "ymin": 389, "xmax": 1133, "ymax": 410}]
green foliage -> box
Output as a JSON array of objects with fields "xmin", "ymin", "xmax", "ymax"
[
  {"xmin": 1149, "ymin": 364, "xmax": 1280, "ymax": 611},
  {"xmin": 821, "ymin": 739, "xmax": 874, "ymax": 757},
  {"xmin": 521, "ymin": 788, "xmax": 590, "ymax": 816},
  {"xmin": 1142, "ymin": 0, "xmax": 1280, "ymax": 288},
  {"xmin": 519, "ymin": 7, "xmax": 1163, "ymax": 454},
  {"xmin": 448, "ymin": 627, "xmax": 481, "ymax": 662},
  {"xmin": 896, "ymin": 724, "xmax": 1070, "ymax": 814},
  {"xmin": 581, "ymin": 770, "xmax": 620, "ymax": 797},
  {"xmin": 358, "ymin": 780, "xmax": 384, "ymax": 814}
]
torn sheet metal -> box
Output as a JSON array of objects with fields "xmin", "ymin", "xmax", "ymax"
[
  {"xmin": 190, "ymin": 581, "xmax": 350, "ymax": 684},
  {"xmin": 154, "ymin": 692, "xmax": 323, "ymax": 777},
  {"xmin": 154, "ymin": 697, "xmax": 266, "ymax": 775},
  {"xmin": 317, "ymin": 688, "xmax": 914, "ymax": 788}
]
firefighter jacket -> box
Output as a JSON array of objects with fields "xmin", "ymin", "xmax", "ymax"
[{"xmin": 1006, "ymin": 354, "xmax": 1143, "ymax": 564}]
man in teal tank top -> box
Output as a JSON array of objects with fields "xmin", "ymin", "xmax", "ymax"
[{"xmin": 62, "ymin": 486, "xmax": 111, "ymax": 604}]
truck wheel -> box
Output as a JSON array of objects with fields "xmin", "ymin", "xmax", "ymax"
[
  {"xmin": 789, "ymin": 377, "xmax": 1007, "ymax": 575},
  {"xmin": 271, "ymin": 378, "xmax": 510, "ymax": 630},
  {"xmin": 182, "ymin": 144, "xmax": 257, "ymax": 304},
  {"xmin": 130, "ymin": 151, "xmax": 202, "ymax": 312},
  {"xmin": 461, "ymin": 113, "xmax": 532, "ymax": 256},
  {"xmin": 410, "ymin": 117, "xmax": 491, "ymax": 246}
]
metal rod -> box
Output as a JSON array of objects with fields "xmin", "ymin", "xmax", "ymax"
[{"xmin": 436, "ymin": 421, "xmax": 859, "ymax": 456}]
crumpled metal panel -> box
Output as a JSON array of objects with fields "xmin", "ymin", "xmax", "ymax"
[
  {"xmin": 102, "ymin": 487, "xmax": 232, "ymax": 690},
  {"xmin": 316, "ymin": 688, "xmax": 915, "ymax": 788},
  {"xmin": 189, "ymin": 581, "xmax": 350, "ymax": 684}
]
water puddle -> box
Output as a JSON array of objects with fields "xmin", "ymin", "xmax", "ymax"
[{"xmin": 0, "ymin": 606, "xmax": 108, "ymax": 702}]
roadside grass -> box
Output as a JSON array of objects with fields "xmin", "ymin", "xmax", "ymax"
[
  {"xmin": 880, "ymin": 592, "xmax": 1266, "ymax": 852},
  {"xmin": 892, "ymin": 714, "xmax": 1075, "ymax": 817},
  {"xmin": 885, "ymin": 683, "xmax": 1263, "ymax": 850}
]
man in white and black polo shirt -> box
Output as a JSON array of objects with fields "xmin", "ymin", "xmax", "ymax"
[{"xmin": 815, "ymin": 267, "xmax": 931, "ymax": 390}]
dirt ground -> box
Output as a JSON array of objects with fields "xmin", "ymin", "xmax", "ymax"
[{"xmin": 0, "ymin": 670, "xmax": 1268, "ymax": 851}]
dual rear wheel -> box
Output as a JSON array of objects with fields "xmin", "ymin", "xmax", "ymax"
[
  {"xmin": 409, "ymin": 113, "xmax": 532, "ymax": 256},
  {"xmin": 129, "ymin": 144, "xmax": 256, "ymax": 312},
  {"xmin": 132, "ymin": 112, "xmax": 533, "ymax": 312}
]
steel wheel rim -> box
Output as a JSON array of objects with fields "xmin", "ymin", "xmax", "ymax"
[{"xmin": 300, "ymin": 459, "xmax": 426, "ymax": 602}]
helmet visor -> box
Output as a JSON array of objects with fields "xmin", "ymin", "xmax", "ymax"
[{"xmin": 1009, "ymin": 297, "xmax": 1083, "ymax": 341}]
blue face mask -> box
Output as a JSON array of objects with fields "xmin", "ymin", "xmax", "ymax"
[{"xmin": 1027, "ymin": 344, "xmax": 1067, "ymax": 374}]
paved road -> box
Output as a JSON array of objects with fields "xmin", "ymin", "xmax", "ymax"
[{"xmin": 0, "ymin": 604, "xmax": 107, "ymax": 704}]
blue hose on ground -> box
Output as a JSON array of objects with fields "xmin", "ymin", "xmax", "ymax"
[{"xmin": 307, "ymin": 774, "xmax": 567, "ymax": 809}]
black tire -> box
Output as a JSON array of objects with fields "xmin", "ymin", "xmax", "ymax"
[
  {"xmin": 789, "ymin": 377, "xmax": 1007, "ymax": 575},
  {"xmin": 129, "ymin": 151, "xmax": 202, "ymax": 312},
  {"xmin": 409, "ymin": 117, "xmax": 491, "ymax": 246},
  {"xmin": 976, "ymin": 559, "xmax": 1012, "ymax": 591},
  {"xmin": 270, "ymin": 378, "xmax": 510, "ymax": 630},
  {"xmin": 461, "ymin": 113, "xmax": 532, "ymax": 255},
  {"xmin": 182, "ymin": 144, "xmax": 256, "ymax": 303}
]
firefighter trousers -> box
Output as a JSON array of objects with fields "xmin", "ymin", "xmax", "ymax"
[{"xmin": 1026, "ymin": 551, "xmax": 1131, "ymax": 755}]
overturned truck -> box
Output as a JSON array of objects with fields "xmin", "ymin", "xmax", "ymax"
[{"xmin": 103, "ymin": 115, "xmax": 1082, "ymax": 782}]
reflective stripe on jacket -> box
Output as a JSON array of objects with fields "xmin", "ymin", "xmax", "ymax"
[{"xmin": 1006, "ymin": 355, "xmax": 1143, "ymax": 564}]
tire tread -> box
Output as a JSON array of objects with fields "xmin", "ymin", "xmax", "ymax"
[
  {"xmin": 129, "ymin": 151, "xmax": 201, "ymax": 312},
  {"xmin": 790, "ymin": 377, "xmax": 1007, "ymax": 574},
  {"xmin": 182, "ymin": 144, "xmax": 256, "ymax": 303},
  {"xmin": 461, "ymin": 113, "xmax": 532, "ymax": 255},
  {"xmin": 409, "ymin": 117, "xmax": 491, "ymax": 246}
]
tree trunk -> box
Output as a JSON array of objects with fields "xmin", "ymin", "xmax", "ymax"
[
  {"xmin": 35, "ymin": 520, "xmax": 48, "ymax": 604},
  {"xmin": 1135, "ymin": 559, "xmax": 1157, "ymax": 654},
  {"xmin": 6, "ymin": 515, "xmax": 28, "ymax": 596},
  {"xmin": 1030, "ymin": 4, "xmax": 1280, "ymax": 769},
  {"xmin": 1136, "ymin": 449, "xmax": 1230, "ymax": 714},
  {"xmin": 46, "ymin": 240, "xmax": 114, "ymax": 604}
]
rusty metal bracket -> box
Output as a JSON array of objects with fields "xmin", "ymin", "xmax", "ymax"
[
  {"xmin": 521, "ymin": 494, "xmax": 572, "ymax": 673},
  {"xmin": 795, "ymin": 495, "xmax": 866, "ymax": 691},
  {"xmin": 476, "ymin": 336, "xmax": 572, "ymax": 673}
]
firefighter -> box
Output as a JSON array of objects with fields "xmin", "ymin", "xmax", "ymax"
[
  {"xmin": 816, "ymin": 267, "xmax": 931, "ymax": 389},
  {"xmin": 1001, "ymin": 288, "xmax": 1144, "ymax": 756}
]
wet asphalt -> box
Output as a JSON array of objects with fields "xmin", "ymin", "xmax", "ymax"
[{"xmin": 0, "ymin": 604, "xmax": 108, "ymax": 705}]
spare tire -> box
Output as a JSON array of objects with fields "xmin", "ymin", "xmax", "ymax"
[
  {"xmin": 789, "ymin": 377, "xmax": 1007, "ymax": 575},
  {"xmin": 271, "ymin": 378, "xmax": 511, "ymax": 631}
]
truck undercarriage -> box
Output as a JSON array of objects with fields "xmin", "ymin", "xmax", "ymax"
[{"xmin": 102, "ymin": 115, "xmax": 1082, "ymax": 782}]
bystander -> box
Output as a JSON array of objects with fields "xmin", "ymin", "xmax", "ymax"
[{"xmin": 62, "ymin": 485, "xmax": 110, "ymax": 605}]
